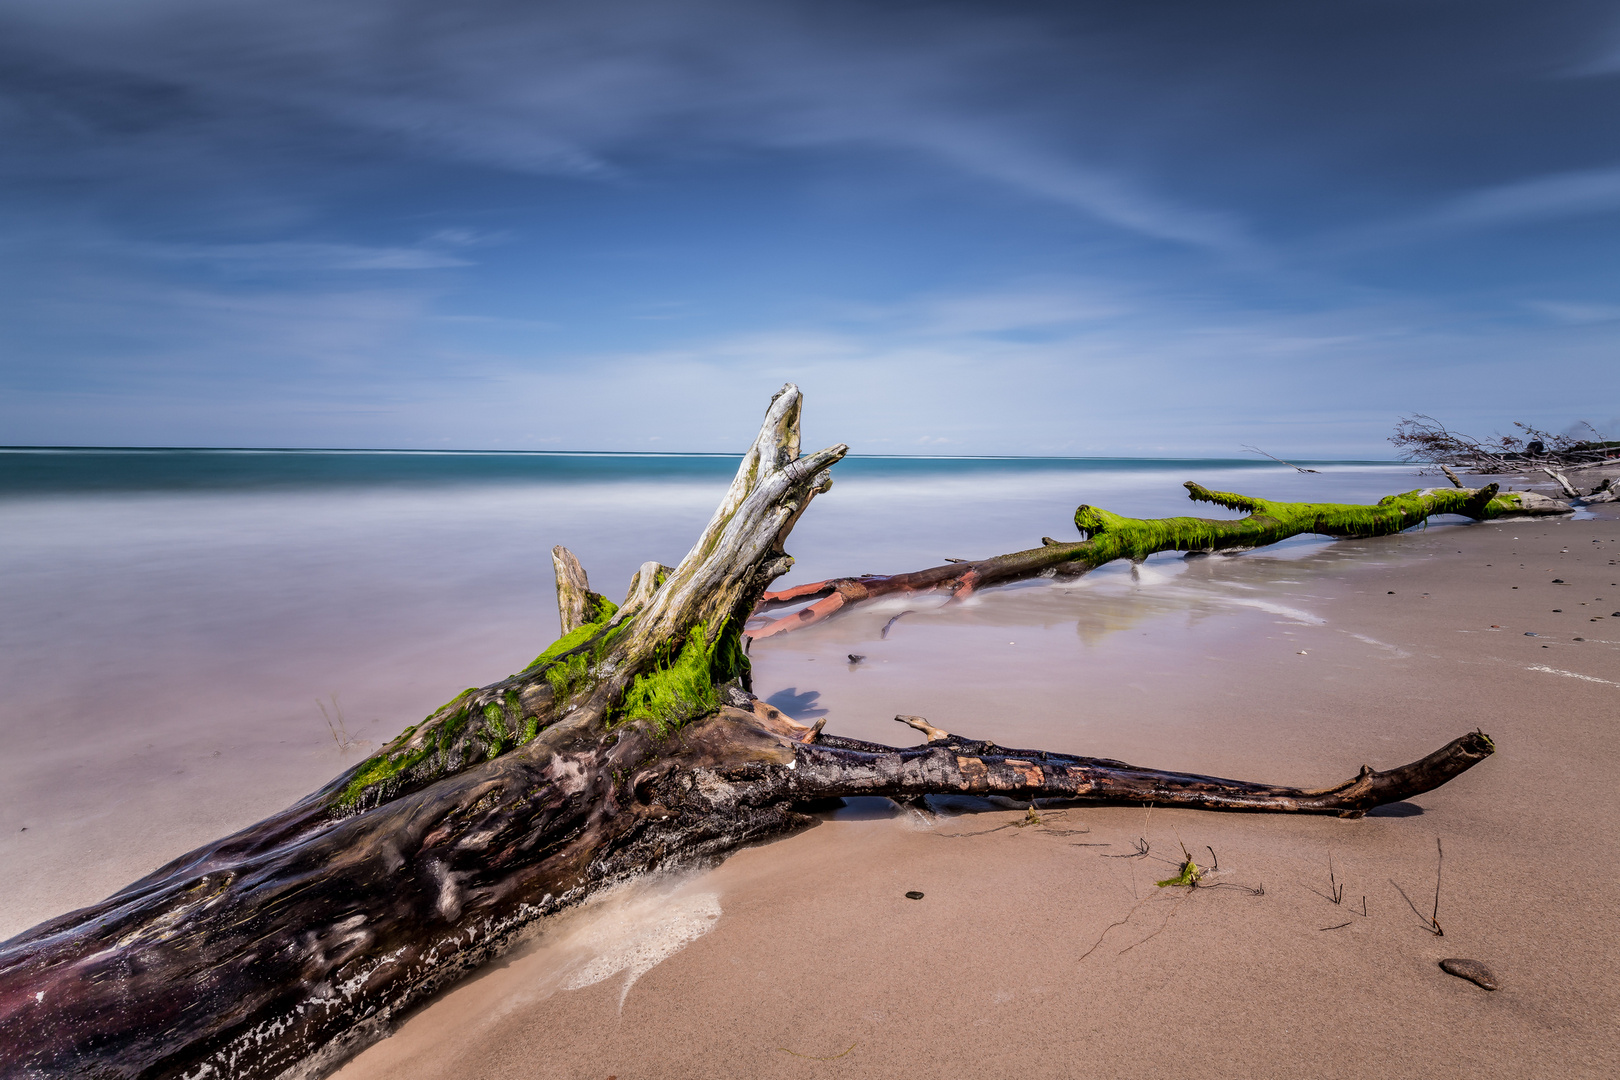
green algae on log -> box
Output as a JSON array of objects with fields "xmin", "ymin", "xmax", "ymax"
[
  {"xmin": 748, "ymin": 476, "xmax": 1571, "ymax": 638},
  {"xmin": 0, "ymin": 386, "xmax": 1496, "ymax": 1080}
]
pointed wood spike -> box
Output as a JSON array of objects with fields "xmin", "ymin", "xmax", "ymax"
[
  {"xmin": 551, "ymin": 546, "xmax": 592, "ymax": 635},
  {"xmin": 894, "ymin": 714, "xmax": 951, "ymax": 742}
]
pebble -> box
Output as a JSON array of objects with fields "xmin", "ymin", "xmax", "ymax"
[
  {"xmin": 1439, "ymin": 958, "xmax": 1499, "ymax": 990},
  {"xmin": 905, "ymin": 891, "xmax": 925, "ymax": 900}
]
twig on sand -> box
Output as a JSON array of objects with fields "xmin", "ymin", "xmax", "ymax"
[
  {"xmin": 1391, "ymin": 838, "xmax": 1445, "ymax": 936},
  {"xmin": 880, "ymin": 610, "xmax": 914, "ymax": 639},
  {"xmin": 318, "ymin": 695, "xmax": 356, "ymax": 751},
  {"xmin": 1079, "ymin": 896, "xmax": 1152, "ymax": 961},
  {"xmin": 1196, "ymin": 880, "xmax": 1265, "ymax": 896},
  {"xmin": 1118, "ymin": 892, "xmax": 1194, "ymax": 954},
  {"xmin": 1306, "ymin": 852, "xmax": 1370, "ymax": 914},
  {"xmin": 929, "ymin": 804, "xmax": 1090, "ymax": 839},
  {"xmin": 1310, "ymin": 853, "xmax": 1345, "ymax": 904},
  {"xmin": 780, "ymin": 1043, "xmax": 857, "ymax": 1061},
  {"xmin": 1155, "ymin": 842, "xmax": 1205, "ymax": 888},
  {"xmin": 1160, "ymin": 841, "xmax": 1262, "ymax": 895},
  {"xmin": 1103, "ymin": 804, "xmax": 1154, "ymax": 859},
  {"xmin": 1432, "ymin": 838, "xmax": 1444, "ymax": 932}
]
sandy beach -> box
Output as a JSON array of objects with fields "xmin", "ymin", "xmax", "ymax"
[
  {"xmin": 328, "ymin": 495, "xmax": 1620, "ymax": 1080},
  {"xmin": 4, "ymin": 461, "xmax": 1616, "ymax": 1079}
]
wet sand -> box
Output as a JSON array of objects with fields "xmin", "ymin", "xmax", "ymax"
[{"xmin": 333, "ymin": 501, "xmax": 1620, "ymax": 1080}]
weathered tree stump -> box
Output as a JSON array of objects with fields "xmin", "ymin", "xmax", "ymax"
[{"xmin": 0, "ymin": 386, "xmax": 1495, "ymax": 1080}]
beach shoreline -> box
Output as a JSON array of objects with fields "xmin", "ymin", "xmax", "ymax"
[
  {"xmin": 4, "ymin": 464, "xmax": 1615, "ymax": 1078},
  {"xmin": 0, "ymin": 457, "xmax": 1447, "ymax": 940}
]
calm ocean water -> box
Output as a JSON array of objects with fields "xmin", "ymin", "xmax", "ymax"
[
  {"xmin": 0, "ymin": 449, "xmax": 1428, "ymax": 936},
  {"xmin": 0, "ymin": 446, "xmax": 1412, "ymax": 578}
]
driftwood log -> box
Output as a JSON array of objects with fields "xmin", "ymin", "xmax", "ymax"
[
  {"xmin": 1, "ymin": 386, "xmax": 1499, "ymax": 1080},
  {"xmin": 750, "ymin": 458, "xmax": 1570, "ymax": 638}
]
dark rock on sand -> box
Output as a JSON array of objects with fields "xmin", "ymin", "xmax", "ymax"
[{"xmin": 1440, "ymin": 958, "xmax": 1499, "ymax": 990}]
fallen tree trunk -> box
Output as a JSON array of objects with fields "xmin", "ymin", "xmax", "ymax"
[
  {"xmin": 0, "ymin": 387, "xmax": 1496, "ymax": 1080},
  {"xmin": 748, "ymin": 472, "xmax": 1571, "ymax": 638}
]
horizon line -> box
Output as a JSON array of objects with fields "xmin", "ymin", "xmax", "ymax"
[{"xmin": 0, "ymin": 445, "xmax": 1406, "ymax": 465}]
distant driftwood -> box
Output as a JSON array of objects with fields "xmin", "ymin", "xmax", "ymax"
[
  {"xmin": 1, "ymin": 387, "xmax": 1507, "ymax": 1080},
  {"xmin": 1391, "ymin": 413, "xmax": 1620, "ymax": 474},
  {"xmin": 749, "ymin": 466, "xmax": 1569, "ymax": 638}
]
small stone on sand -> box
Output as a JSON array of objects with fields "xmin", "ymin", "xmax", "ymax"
[
  {"xmin": 905, "ymin": 891, "xmax": 924, "ymax": 900},
  {"xmin": 1439, "ymin": 958, "xmax": 1499, "ymax": 990}
]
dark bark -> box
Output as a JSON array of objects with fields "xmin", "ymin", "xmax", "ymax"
[{"xmin": 0, "ymin": 388, "xmax": 1497, "ymax": 1080}]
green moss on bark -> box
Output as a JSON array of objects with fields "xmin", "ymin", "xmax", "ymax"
[
  {"xmin": 525, "ymin": 597, "xmax": 620, "ymax": 671},
  {"xmin": 614, "ymin": 618, "xmax": 748, "ymax": 735},
  {"xmin": 1071, "ymin": 482, "xmax": 1514, "ymax": 566}
]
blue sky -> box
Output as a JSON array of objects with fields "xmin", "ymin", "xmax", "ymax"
[{"xmin": 1, "ymin": 0, "xmax": 1617, "ymax": 455}]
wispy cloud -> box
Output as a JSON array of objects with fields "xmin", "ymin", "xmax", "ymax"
[
  {"xmin": 1, "ymin": 0, "xmax": 1618, "ymax": 452},
  {"xmin": 0, "ymin": 0, "xmax": 1248, "ymax": 250},
  {"xmin": 143, "ymin": 241, "xmax": 472, "ymax": 272},
  {"xmin": 1327, "ymin": 161, "xmax": 1620, "ymax": 253},
  {"xmin": 836, "ymin": 281, "xmax": 1129, "ymax": 337},
  {"xmin": 888, "ymin": 127, "xmax": 1252, "ymax": 251},
  {"xmin": 1433, "ymin": 164, "xmax": 1620, "ymax": 229},
  {"xmin": 2, "ymin": 263, "xmax": 1614, "ymax": 454},
  {"xmin": 1525, "ymin": 299, "xmax": 1620, "ymax": 324}
]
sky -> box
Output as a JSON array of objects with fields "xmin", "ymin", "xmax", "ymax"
[{"xmin": 1, "ymin": 0, "xmax": 1618, "ymax": 456}]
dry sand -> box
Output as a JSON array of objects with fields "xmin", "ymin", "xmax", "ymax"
[{"xmin": 333, "ymin": 499, "xmax": 1620, "ymax": 1080}]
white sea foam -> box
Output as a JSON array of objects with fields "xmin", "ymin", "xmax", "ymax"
[
  {"xmin": 1527, "ymin": 665, "xmax": 1619, "ymax": 687},
  {"xmin": 557, "ymin": 888, "xmax": 723, "ymax": 1008},
  {"xmin": 1221, "ymin": 598, "xmax": 1325, "ymax": 624},
  {"xmin": 1346, "ymin": 632, "xmax": 1412, "ymax": 658}
]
